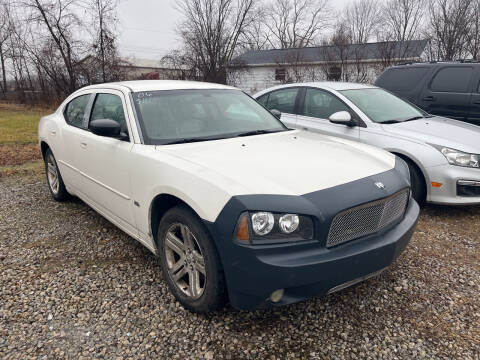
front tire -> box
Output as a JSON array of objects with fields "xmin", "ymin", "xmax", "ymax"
[
  {"xmin": 157, "ymin": 205, "xmax": 227, "ymax": 313},
  {"xmin": 405, "ymin": 160, "xmax": 426, "ymax": 205},
  {"xmin": 44, "ymin": 148, "xmax": 70, "ymax": 201}
]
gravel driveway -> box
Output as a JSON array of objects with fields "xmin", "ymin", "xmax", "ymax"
[{"xmin": 1, "ymin": 174, "xmax": 479, "ymax": 359}]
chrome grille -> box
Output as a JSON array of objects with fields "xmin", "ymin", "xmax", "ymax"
[{"xmin": 326, "ymin": 189, "xmax": 409, "ymax": 248}]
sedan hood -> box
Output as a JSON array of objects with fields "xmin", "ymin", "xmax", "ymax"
[
  {"xmin": 158, "ymin": 130, "xmax": 395, "ymax": 196},
  {"xmin": 382, "ymin": 116, "xmax": 480, "ymax": 153}
]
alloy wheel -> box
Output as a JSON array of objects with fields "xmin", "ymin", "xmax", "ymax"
[
  {"xmin": 46, "ymin": 154, "xmax": 59, "ymax": 194},
  {"xmin": 164, "ymin": 223, "xmax": 206, "ymax": 299}
]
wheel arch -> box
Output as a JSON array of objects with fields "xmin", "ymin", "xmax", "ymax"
[
  {"xmin": 149, "ymin": 193, "xmax": 202, "ymax": 250},
  {"xmin": 40, "ymin": 141, "xmax": 50, "ymax": 160},
  {"xmin": 390, "ymin": 151, "xmax": 428, "ymax": 199}
]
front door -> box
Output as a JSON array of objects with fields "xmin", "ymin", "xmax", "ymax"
[
  {"xmin": 76, "ymin": 91, "xmax": 137, "ymax": 232},
  {"xmin": 295, "ymin": 87, "xmax": 360, "ymax": 140},
  {"xmin": 419, "ymin": 65, "xmax": 474, "ymax": 120}
]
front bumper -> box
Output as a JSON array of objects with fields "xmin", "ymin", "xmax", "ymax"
[
  {"xmin": 426, "ymin": 164, "xmax": 480, "ymax": 205},
  {"xmin": 205, "ymin": 158, "xmax": 418, "ymax": 310},
  {"xmin": 213, "ymin": 200, "xmax": 419, "ymax": 310}
]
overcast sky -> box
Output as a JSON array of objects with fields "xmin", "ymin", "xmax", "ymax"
[{"xmin": 116, "ymin": 0, "xmax": 356, "ymax": 60}]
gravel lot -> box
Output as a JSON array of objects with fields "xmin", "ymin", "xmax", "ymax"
[{"xmin": 0, "ymin": 173, "xmax": 479, "ymax": 359}]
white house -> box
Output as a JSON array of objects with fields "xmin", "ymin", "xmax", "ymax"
[{"xmin": 227, "ymin": 39, "xmax": 429, "ymax": 93}]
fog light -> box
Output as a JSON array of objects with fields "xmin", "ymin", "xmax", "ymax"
[{"xmin": 269, "ymin": 289, "xmax": 284, "ymax": 303}]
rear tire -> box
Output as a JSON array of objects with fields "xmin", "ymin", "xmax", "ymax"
[
  {"xmin": 44, "ymin": 148, "xmax": 70, "ymax": 202},
  {"xmin": 157, "ymin": 204, "xmax": 227, "ymax": 313},
  {"xmin": 405, "ymin": 159, "xmax": 426, "ymax": 205}
]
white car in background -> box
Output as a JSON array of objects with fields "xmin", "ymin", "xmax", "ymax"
[{"xmin": 254, "ymin": 82, "xmax": 480, "ymax": 205}]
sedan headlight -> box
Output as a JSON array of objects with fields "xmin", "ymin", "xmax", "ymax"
[
  {"xmin": 235, "ymin": 212, "xmax": 314, "ymax": 244},
  {"xmin": 435, "ymin": 146, "xmax": 480, "ymax": 168}
]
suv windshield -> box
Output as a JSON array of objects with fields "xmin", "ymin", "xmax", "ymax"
[
  {"xmin": 132, "ymin": 89, "xmax": 287, "ymax": 145},
  {"xmin": 341, "ymin": 88, "xmax": 427, "ymax": 124}
]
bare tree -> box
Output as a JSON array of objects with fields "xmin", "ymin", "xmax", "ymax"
[
  {"xmin": 89, "ymin": 0, "xmax": 119, "ymax": 83},
  {"xmin": 265, "ymin": 0, "xmax": 332, "ymax": 49},
  {"xmin": 382, "ymin": 0, "xmax": 425, "ymax": 43},
  {"xmin": 0, "ymin": 0, "xmax": 12, "ymax": 93},
  {"xmin": 22, "ymin": 0, "xmax": 85, "ymax": 94},
  {"xmin": 426, "ymin": 0, "xmax": 473, "ymax": 61},
  {"xmin": 175, "ymin": 0, "xmax": 258, "ymax": 84},
  {"xmin": 466, "ymin": 0, "xmax": 480, "ymax": 59},
  {"xmin": 343, "ymin": 0, "xmax": 382, "ymax": 44}
]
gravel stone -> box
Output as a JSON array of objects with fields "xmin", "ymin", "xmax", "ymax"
[{"xmin": 0, "ymin": 176, "xmax": 479, "ymax": 359}]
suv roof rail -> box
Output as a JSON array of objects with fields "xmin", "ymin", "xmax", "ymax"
[{"xmin": 395, "ymin": 59, "xmax": 480, "ymax": 66}]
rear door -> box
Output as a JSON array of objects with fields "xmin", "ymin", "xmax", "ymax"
[
  {"xmin": 295, "ymin": 87, "xmax": 360, "ymax": 140},
  {"xmin": 258, "ymin": 87, "xmax": 300, "ymax": 127},
  {"xmin": 467, "ymin": 67, "xmax": 480, "ymax": 125},
  {"xmin": 419, "ymin": 65, "xmax": 474, "ymax": 120}
]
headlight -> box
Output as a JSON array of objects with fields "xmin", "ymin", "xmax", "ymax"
[
  {"xmin": 434, "ymin": 146, "xmax": 480, "ymax": 168},
  {"xmin": 251, "ymin": 212, "xmax": 274, "ymax": 235},
  {"xmin": 235, "ymin": 212, "xmax": 314, "ymax": 244},
  {"xmin": 279, "ymin": 214, "xmax": 299, "ymax": 233}
]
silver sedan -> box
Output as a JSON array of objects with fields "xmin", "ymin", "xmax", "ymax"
[{"xmin": 254, "ymin": 82, "xmax": 480, "ymax": 205}]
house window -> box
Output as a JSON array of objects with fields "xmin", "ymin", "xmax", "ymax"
[
  {"xmin": 327, "ymin": 66, "xmax": 342, "ymax": 81},
  {"xmin": 275, "ymin": 68, "xmax": 286, "ymax": 81}
]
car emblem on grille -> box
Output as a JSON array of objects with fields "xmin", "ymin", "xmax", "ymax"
[{"xmin": 375, "ymin": 182, "xmax": 385, "ymax": 189}]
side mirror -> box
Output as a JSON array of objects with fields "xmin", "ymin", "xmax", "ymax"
[
  {"xmin": 270, "ymin": 109, "xmax": 282, "ymax": 119},
  {"xmin": 329, "ymin": 111, "xmax": 354, "ymax": 126},
  {"xmin": 90, "ymin": 119, "xmax": 125, "ymax": 138}
]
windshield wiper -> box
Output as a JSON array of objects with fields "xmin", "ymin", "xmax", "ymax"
[
  {"xmin": 401, "ymin": 116, "xmax": 424, "ymax": 122},
  {"xmin": 235, "ymin": 129, "xmax": 285, "ymax": 137},
  {"xmin": 380, "ymin": 120, "xmax": 402, "ymax": 124},
  {"xmin": 163, "ymin": 137, "xmax": 216, "ymax": 145}
]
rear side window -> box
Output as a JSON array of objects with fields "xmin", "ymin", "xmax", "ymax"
[
  {"xmin": 376, "ymin": 67, "xmax": 430, "ymax": 91},
  {"xmin": 64, "ymin": 94, "xmax": 90, "ymax": 128},
  {"xmin": 265, "ymin": 88, "xmax": 298, "ymax": 113},
  {"xmin": 90, "ymin": 94, "xmax": 126, "ymax": 130},
  {"xmin": 430, "ymin": 67, "xmax": 473, "ymax": 93}
]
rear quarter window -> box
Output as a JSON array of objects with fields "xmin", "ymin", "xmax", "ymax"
[{"xmin": 376, "ymin": 67, "xmax": 430, "ymax": 91}]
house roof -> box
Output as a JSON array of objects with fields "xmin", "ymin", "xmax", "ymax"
[{"xmin": 229, "ymin": 39, "xmax": 429, "ymax": 66}]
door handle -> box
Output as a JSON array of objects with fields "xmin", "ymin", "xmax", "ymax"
[
  {"xmin": 80, "ymin": 142, "xmax": 87, "ymax": 149},
  {"xmin": 50, "ymin": 130, "xmax": 56, "ymax": 136},
  {"xmin": 423, "ymin": 96, "xmax": 436, "ymax": 101},
  {"xmin": 302, "ymin": 127, "xmax": 309, "ymax": 131},
  {"xmin": 473, "ymin": 100, "xmax": 480, "ymax": 105}
]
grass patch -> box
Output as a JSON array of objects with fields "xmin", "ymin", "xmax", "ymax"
[{"xmin": 0, "ymin": 103, "xmax": 51, "ymax": 145}]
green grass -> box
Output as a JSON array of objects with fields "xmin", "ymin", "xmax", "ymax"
[{"xmin": 0, "ymin": 105, "xmax": 50, "ymax": 145}]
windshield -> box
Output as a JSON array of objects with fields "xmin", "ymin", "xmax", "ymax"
[
  {"xmin": 132, "ymin": 89, "xmax": 287, "ymax": 145},
  {"xmin": 340, "ymin": 88, "xmax": 427, "ymax": 123}
]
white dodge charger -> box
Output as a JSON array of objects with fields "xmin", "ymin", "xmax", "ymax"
[{"xmin": 38, "ymin": 80, "xmax": 419, "ymax": 312}]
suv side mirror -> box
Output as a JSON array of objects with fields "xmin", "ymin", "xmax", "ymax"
[
  {"xmin": 90, "ymin": 119, "xmax": 127, "ymax": 139},
  {"xmin": 329, "ymin": 111, "xmax": 354, "ymax": 126},
  {"xmin": 270, "ymin": 109, "xmax": 282, "ymax": 119}
]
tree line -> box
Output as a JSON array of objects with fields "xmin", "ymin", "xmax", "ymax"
[{"xmin": 1, "ymin": 0, "xmax": 480, "ymax": 103}]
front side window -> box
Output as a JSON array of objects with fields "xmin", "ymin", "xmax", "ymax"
[
  {"xmin": 64, "ymin": 94, "xmax": 90, "ymax": 128},
  {"xmin": 430, "ymin": 67, "xmax": 473, "ymax": 93},
  {"xmin": 265, "ymin": 88, "xmax": 298, "ymax": 113},
  {"xmin": 302, "ymin": 88, "xmax": 350, "ymax": 119},
  {"xmin": 341, "ymin": 88, "xmax": 426, "ymax": 123},
  {"xmin": 90, "ymin": 93, "xmax": 127, "ymax": 131},
  {"xmin": 132, "ymin": 89, "xmax": 287, "ymax": 145}
]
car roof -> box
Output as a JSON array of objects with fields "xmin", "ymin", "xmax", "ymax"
[
  {"xmin": 81, "ymin": 80, "xmax": 238, "ymax": 92},
  {"xmin": 255, "ymin": 81, "xmax": 377, "ymax": 96}
]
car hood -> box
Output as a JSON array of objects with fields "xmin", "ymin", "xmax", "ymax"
[
  {"xmin": 382, "ymin": 116, "xmax": 480, "ymax": 153},
  {"xmin": 157, "ymin": 130, "xmax": 396, "ymax": 196}
]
